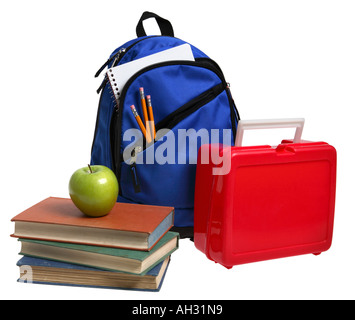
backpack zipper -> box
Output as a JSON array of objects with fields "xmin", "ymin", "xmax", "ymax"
[
  {"xmin": 95, "ymin": 36, "xmax": 160, "ymax": 94},
  {"xmin": 94, "ymin": 48, "xmax": 125, "ymax": 78},
  {"xmin": 129, "ymin": 146, "xmax": 142, "ymax": 193},
  {"xmin": 95, "ymin": 48, "xmax": 126, "ymax": 94}
]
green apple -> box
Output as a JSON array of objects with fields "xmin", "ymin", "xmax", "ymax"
[{"xmin": 69, "ymin": 165, "xmax": 119, "ymax": 217}]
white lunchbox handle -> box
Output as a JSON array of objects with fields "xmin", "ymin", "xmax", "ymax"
[{"xmin": 235, "ymin": 118, "xmax": 305, "ymax": 147}]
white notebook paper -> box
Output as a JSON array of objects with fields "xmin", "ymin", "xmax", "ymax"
[{"xmin": 106, "ymin": 43, "xmax": 195, "ymax": 100}]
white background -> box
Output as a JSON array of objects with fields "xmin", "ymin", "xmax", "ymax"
[{"xmin": 1, "ymin": 0, "xmax": 354, "ymax": 300}]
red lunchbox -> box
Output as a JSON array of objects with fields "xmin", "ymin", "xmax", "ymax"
[{"xmin": 194, "ymin": 119, "xmax": 336, "ymax": 268}]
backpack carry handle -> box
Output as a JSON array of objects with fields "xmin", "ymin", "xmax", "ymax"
[
  {"xmin": 136, "ymin": 11, "xmax": 174, "ymax": 37},
  {"xmin": 235, "ymin": 118, "xmax": 305, "ymax": 146}
]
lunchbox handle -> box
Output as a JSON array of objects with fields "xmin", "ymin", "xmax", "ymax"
[{"xmin": 235, "ymin": 118, "xmax": 305, "ymax": 146}]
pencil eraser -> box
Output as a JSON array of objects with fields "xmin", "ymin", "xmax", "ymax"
[
  {"xmin": 139, "ymin": 87, "xmax": 144, "ymax": 92},
  {"xmin": 146, "ymin": 95, "xmax": 151, "ymax": 99},
  {"xmin": 130, "ymin": 105, "xmax": 135, "ymax": 110}
]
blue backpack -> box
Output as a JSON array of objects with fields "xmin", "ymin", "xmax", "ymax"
[{"xmin": 91, "ymin": 12, "xmax": 240, "ymax": 238}]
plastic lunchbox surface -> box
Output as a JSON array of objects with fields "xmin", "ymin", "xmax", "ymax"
[{"xmin": 194, "ymin": 119, "xmax": 336, "ymax": 268}]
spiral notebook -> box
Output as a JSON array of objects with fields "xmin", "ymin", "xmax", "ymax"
[{"xmin": 106, "ymin": 43, "xmax": 194, "ymax": 101}]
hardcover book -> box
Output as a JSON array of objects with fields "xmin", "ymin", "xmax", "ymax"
[
  {"xmin": 19, "ymin": 231, "xmax": 179, "ymax": 274},
  {"xmin": 11, "ymin": 197, "xmax": 174, "ymax": 250},
  {"xmin": 17, "ymin": 255, "xmax": 170, "ymax": 291}
]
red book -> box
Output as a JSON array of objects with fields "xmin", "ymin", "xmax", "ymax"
[{"xmin": 11, "ymin": 197, "xmax": 174, "ymax": 251}]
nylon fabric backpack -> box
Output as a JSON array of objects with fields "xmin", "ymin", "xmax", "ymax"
[{"xmin": 90, "ymin": 12, "xmax": 240, "ymax": 238}]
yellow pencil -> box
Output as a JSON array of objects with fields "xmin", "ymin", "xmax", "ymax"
[
  {"xmin": 130, "ymin": 105, "xmax": 151, "ymax": 143},
  {"xmin": 146, "ymin": 95, "xmax": 156, "ymax": 140},
  {"xmin": 139, "ymin": 87, "xmax": 152, "ymax": 142}
]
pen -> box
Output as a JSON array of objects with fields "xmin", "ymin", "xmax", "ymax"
[
  {"xmin": 146, "ymin": 95, "xmax": 156, "ymax": 140},
  {"xmin": 130, "ymin": 105, "xmax": 152, "ymax": 143},
  {"xmin": 139, "ymin": 87, "xmax": 152, "ymax": 142}
]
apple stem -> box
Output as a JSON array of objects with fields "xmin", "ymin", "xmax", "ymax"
[{"xmin": 87, "ymin": 164, "xmax": 93, "ymax": 173}]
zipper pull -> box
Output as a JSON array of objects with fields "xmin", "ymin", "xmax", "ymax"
[
  {"xmin": 95, "ymin": 48, "xmax": 126, "ymax": 94},
  {"xmin": 96, "ymin": 78, "xmax": 108, "ymax": 94},
  {"xmin": 130, "ymin": 146, "xmax": 141, "ymax": 193},
  {"xmin": 95, "ymin": 59, "xmax": 111, "ymax": 78},
  {"xmin": 94, "ymin": 48, "xmax": 126, "ymax": 78},
  {"xmin": 112, "ymin": 48, "xmax": 126, "ymax": 66}
]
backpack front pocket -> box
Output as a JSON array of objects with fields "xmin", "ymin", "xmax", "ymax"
[
  {"xmin": 119, "ymin": 87, "xmax": 233, "ymax": 226},
  {"xmin": 110, "ymin": 60, "xmax": 237, "ymax": 226}
]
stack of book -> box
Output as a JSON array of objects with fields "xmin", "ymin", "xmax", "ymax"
[{"xmin": 11, "ymin": 197, "xmax": 178, "ymax": 291}]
